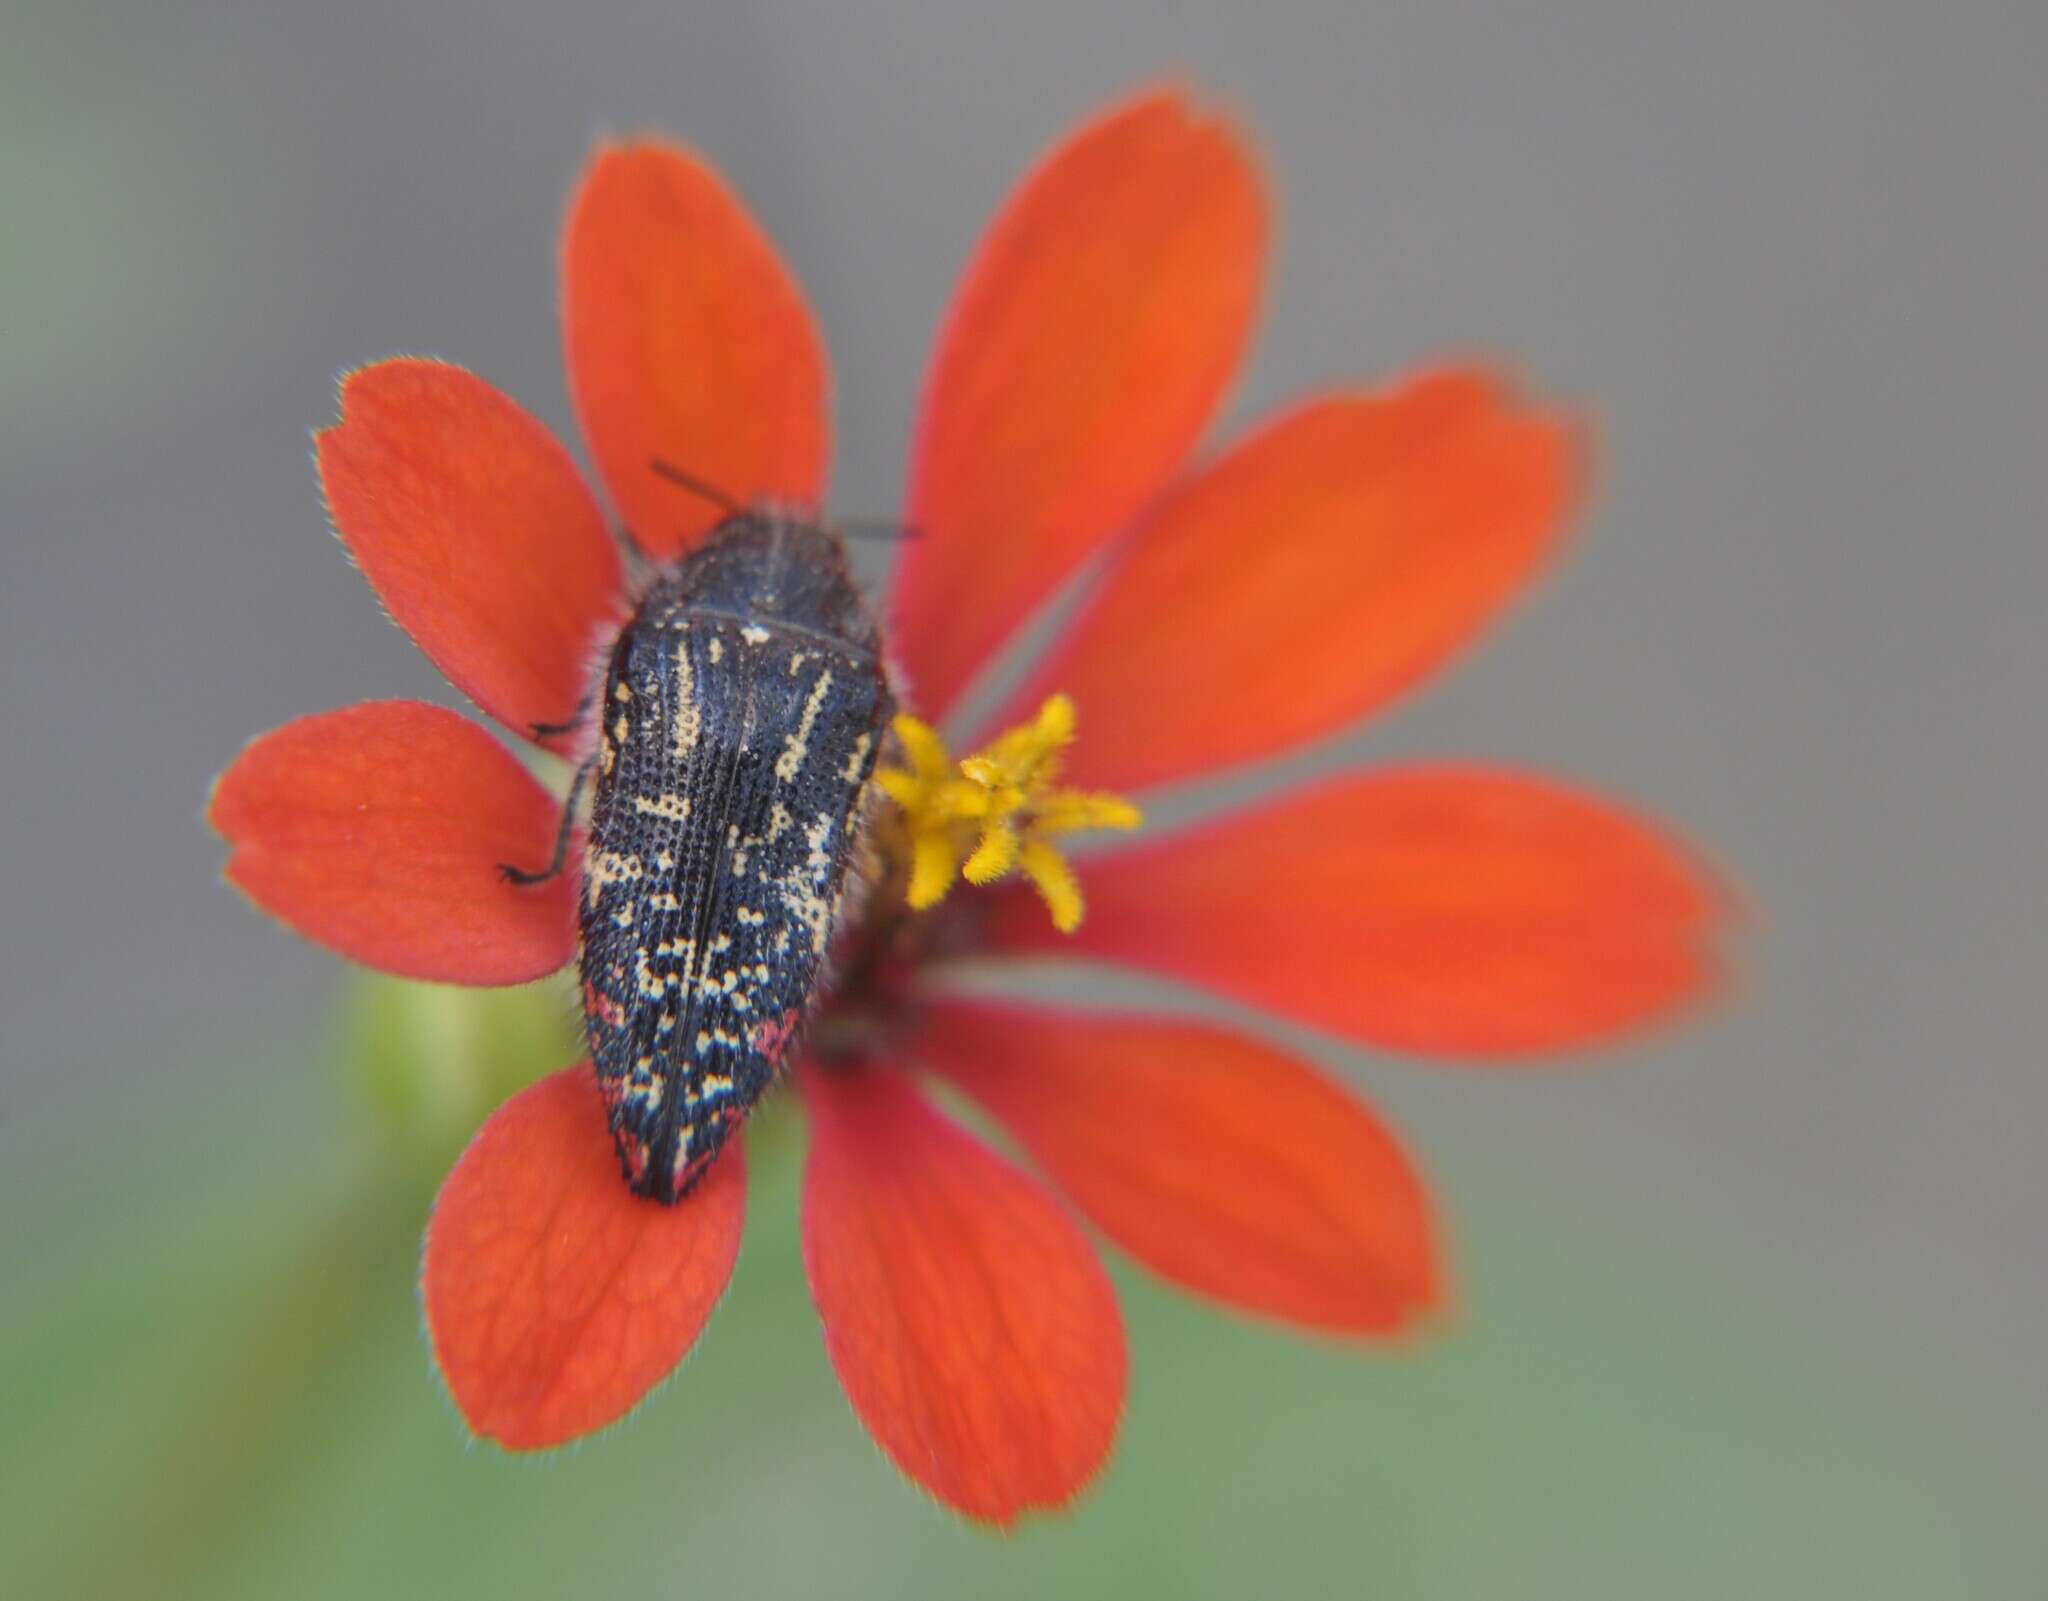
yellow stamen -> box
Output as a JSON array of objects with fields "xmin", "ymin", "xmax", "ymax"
[
  {"xmin": 906, "ymin": 829, "xmax": 959, "ymax": 910},
  {"xmin": 875, "ymin": 695, "xmax": 1142, "ymax": 932},
  {"xmin": 962, "ymin": 820, "xmax": 1020, "ymax": 884},
  {"xmin": 1017, "ymin": 838, "xmax": 1084, "ymax": 934}
]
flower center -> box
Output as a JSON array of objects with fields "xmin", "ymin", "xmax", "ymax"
[
  {"xmin": 807, "ymin": 693, "xmax": 1139, "ymax": 1064},
  {"xmin": 874, "ymin": 694, "xmax": 1142, "ymax": 934}
]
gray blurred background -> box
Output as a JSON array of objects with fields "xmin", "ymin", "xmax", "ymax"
[{"xmin": 4, "ymin": 1, "xmax": 2044, "ymax": 1596}]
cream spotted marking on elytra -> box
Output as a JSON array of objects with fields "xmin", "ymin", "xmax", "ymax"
[{"xmin": 574, "ymin": 510, "xmax": 891, "ymax": 1203}]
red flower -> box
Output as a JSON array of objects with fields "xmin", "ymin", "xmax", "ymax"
[{"xmin": 208, "ymin": 86, "xmax": 1726, "ymax": 1523}]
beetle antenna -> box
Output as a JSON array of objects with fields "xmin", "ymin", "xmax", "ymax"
[
  {"xmin": 649, "ymin": 458, "xmax": 745, "ymax": 518},
  {"xmin": 650, "ymin": 460, "xmax": 918, "ymax": 543}
]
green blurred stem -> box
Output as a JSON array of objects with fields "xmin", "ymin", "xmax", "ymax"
[
  {"xmin": 38, "ymin": 1161, "xmax": 421, "ymax": 1601},
  {"xmin": 37, "ymin": 974, "xmax": 581, "ymax": 1601}
]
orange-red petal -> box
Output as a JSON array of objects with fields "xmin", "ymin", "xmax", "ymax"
[
  {"xmin": 989, "ymin": 369, "xmax": 1578, "ymax": 790},
  {"xmin": 563, "ymin": 140, "xmax": 829, "ymax": 560},
  {"xmin": 894, "ymin": 86, "xmax": 1268, "ymax": 719},
  {"xmin": 800, "ymin": 1062, "xmax": 1125, "ymax": 1524},
  {"xmin": 316, "ymin": 359, "xmax": 624, "ymax": 750},
  {"xmin": 422, "ymin": 1063, "xmax": 747, "ymax": 1450},
  {"xmin": 985, "ymin": 766, "xmax": 1725, "ymax": 1056},
  {"xmin": 918, "ymin": 1002, "xmax": 1441, "ymax": 1334},
  {"xmin": 208, "ymin": 701, "xmax": 577, "ymax": 985}
]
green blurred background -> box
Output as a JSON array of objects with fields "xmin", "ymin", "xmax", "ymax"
[{"xmin": 4, "ymin": 2, "xmax": 2043, "ymax": 1596}]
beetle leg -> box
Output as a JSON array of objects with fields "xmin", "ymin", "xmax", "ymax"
[
  {"xmin": 529, "ymin": 688, "xmax": 596, "ymax": 741},
  {"xmin": 501, "ymin": 758, "xmax": 596, "ymax": 885}
]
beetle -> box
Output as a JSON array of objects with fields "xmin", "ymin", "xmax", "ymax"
[{"xmin": 508, "ymin": 490, "xmax": 892, "ymax": 1202}]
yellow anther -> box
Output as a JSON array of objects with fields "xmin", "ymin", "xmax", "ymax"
[
  {"xmin": 962, "ymin": 820, "xmax": 1020, "ymax": 884},
  {"xmin": 907, "ymin": 827, "xmax": 958, "ymax": 910},
  {"xmin": 891, "ymin": 714, "xmax": 955, "ymax": 787},
  {"xmin": 876, "ymin": 695, "xmax": 1141, "ymax": 931},
  {"xmin": 1017, "ymin": 838, "xmax": 1084, "ymax": 934}
]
